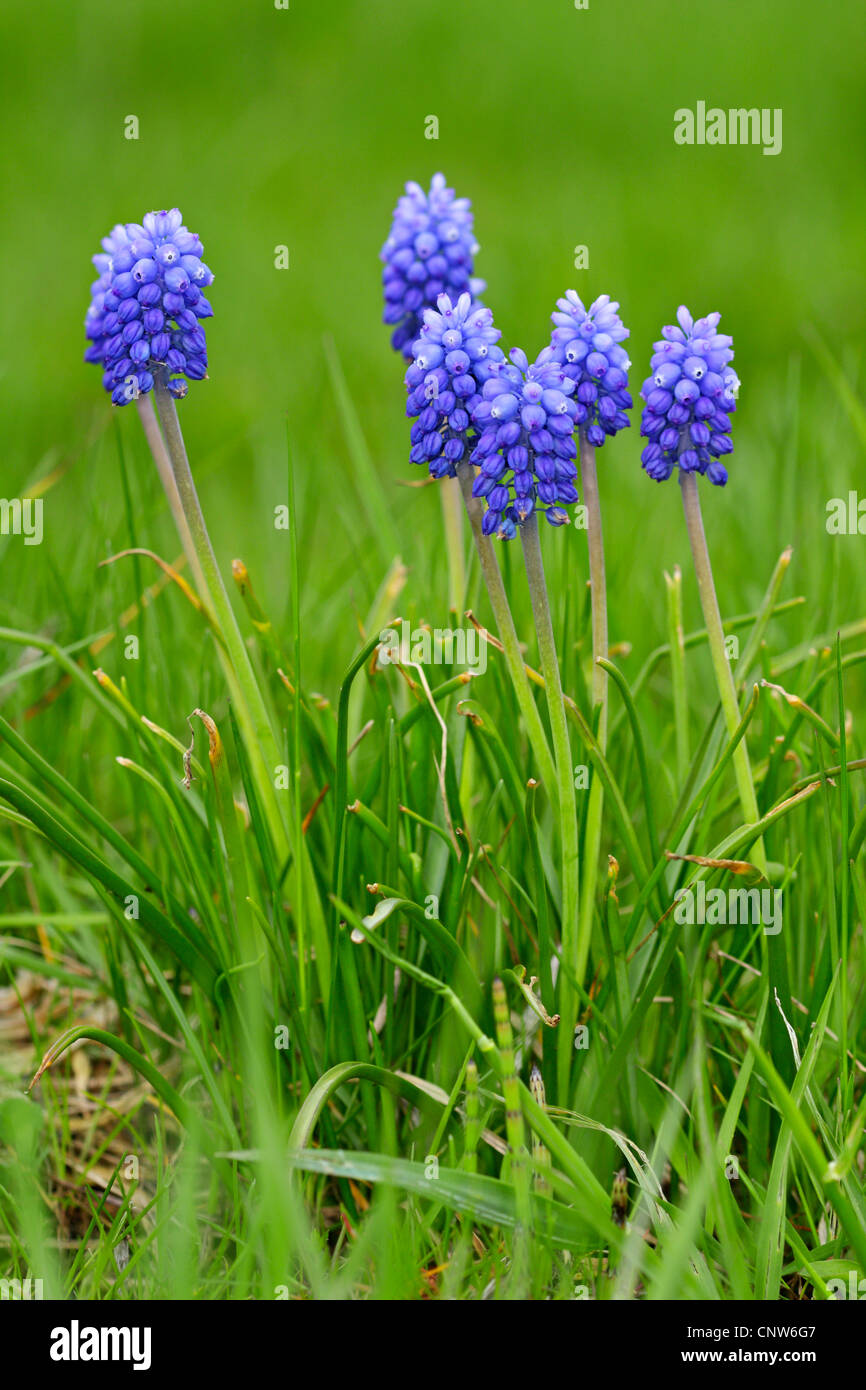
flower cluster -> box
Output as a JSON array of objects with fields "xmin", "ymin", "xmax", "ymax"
[
  {"xmin": 382, "ymin": 173, "xmax": 485, "ymax": 359},
  {"xmin": 639, "ymin": 306, "xmax": 738, "ymax": 485},
  {"xmin": 470, "ymin": 348, "xmax": 580, "ymax": 537},
  {"xmin": 405, "ymin": 294, "xmax": 503, "ymax": 478},
  {"xmin": 389, "ymin": 178, "xmax": 747, "ymax": 536},
  {"xmin": 84, "ymin": 209, "xmax": 214, "ymax": 406},
  {"xmin": 549, "ymin": 291, "xmax": 632, "ymax": 447}
]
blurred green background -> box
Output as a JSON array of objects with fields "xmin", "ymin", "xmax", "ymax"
[{"xmin": 1, "ymin": 0, "xmax": 864, "ymax": 700}]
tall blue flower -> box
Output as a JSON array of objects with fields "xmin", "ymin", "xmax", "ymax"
[
  {"xmin": 84, "ymin": 209, "xmax": 214, "ymax": 406},
  {"xmin": 382, "ymin": 173, "xmax": 485, "ymax": 359},
  {"xmin": 405, "ymin": 293, "xmax": 503, "ymax": 478},
  {"xmin": 549, "ymin": 291, "xmax": 632, "ymax": 446},
  {"xmin": 470, "ymin": 347, "xmax": 580, "ymax": 537},
  {"xmin": 639, "ymin": 306, "xmax": 738, "ymax": 485}
]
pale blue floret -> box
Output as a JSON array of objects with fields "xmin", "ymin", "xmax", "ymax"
[{"xmin": 85, "ymin": 209, "xmax": 214, "ymax": 406}]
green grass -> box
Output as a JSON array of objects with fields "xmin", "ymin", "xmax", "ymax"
[{"xmin": 1, "ymin": 0, "xmax": 865, "ymax": 1302}]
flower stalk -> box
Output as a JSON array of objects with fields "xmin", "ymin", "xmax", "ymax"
[
  {"xmin": 680, "ymin": 473, "xmax": 760, "ymax": 853},
  {"xmin": 152, "ymin": 375, "xmax": 290, "ymax": 863},
  {"xmin": 439, "ymin": 475, "xmax": 466, "ymax": 614},
  {"xmin": 456, "ymin": 463, "xmax": 557, "ymax": 796},
  {"xmin": 580, "ymin": 438, "xmax": 609, "ymax": 741},
  {"xmin": 680, "ymin": 469, "xmax": 793, "ymax": 1082},
  {"xmin": 575, "ymin": 433, "xmax": 608, "ymax": 993},
  {"xmin": 520, "ymin": 512, "xmax": 580, "ymax": 1103},
  {"xmin": 136, "ymin": 394, "xmax": 209, "ymax": 606}
]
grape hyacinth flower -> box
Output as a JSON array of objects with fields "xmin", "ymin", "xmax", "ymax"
[
  {"xmin": 658, "ymin": 305, "xmax": 794, "ymax": 1082},
  {"xmin": 471, "ymin": 348, "xmax": 580, "ymax": 538},
  {"xmin": 405, "ymin": 292, "xmax": 504, "ymax": 479},
  {"xmin": 403, "ymin": 291, "xmax": 559, "ymax": 805},
  {"xmin": 639, "ymin": 306, "xmax": 739, "ymax": 485},
  {"xmin": 83, "ymin": 209, "xmax": 293, "ymax": 883},
  {"xmin": 382, "ymin": 173, "xmax": 486, "ymax": 359},
  {"xmin": 549, "ymin": 291, "xmax": 632, "ymax": 447},
  {"xmin": 546, "ymin": 288, "xmax": 631, "ymax": 1008},
  {"xmin": 84, "ymin": 209, "xmax": 214, "ymax": 406},
  {"xmin": 407, "ymin": 313, "xmax": 581, "ymax": 977}
]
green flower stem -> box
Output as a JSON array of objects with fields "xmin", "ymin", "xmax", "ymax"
[
  {"xmin": 680, "ymin": 474, "xmax": 763, "ymax": 852},
  {"xmin": 680, "ymin": 470, "xmax": 794, "ymax": 1082},
  {"xmin": 152, "ymin": 379, "xmax": 289, "ymax": 862},
  {"xmin": 580, "ymin": 438, "xmax": 609, "ymax": 741},
  {"xmin": 576, "ymin": 436, "xmax": 607, "ymax": 995},
  {"xmin": 519, "ymin": 512, "xmax": 580, "ymax": 1105},
  {"xmin": 136, "ymin": 394, "xmax": 208, "ymax": 602},
  {"xmin": 439, "ymin": 475, "xmax": 466, "ymax": 614},
  {"xmin": 455, "ymin": 463, "xmax": 556, "ymax": 796},
  {"xmin": 665, "ymin": 564, "xmax": 690, "ymax": 784}
]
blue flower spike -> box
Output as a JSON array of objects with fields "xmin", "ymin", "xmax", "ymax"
[
  {"xmin": 85, "ymin": 209, "xmax": 214, "ymax": 406},
  {"xmin": 470, "ymin": 347, "xmax": 581, "ymax": 537},
  {"xmin": 404, "ymin": 298, "xmax": 589, "ymax": 539},
  {"xmin": 382, "ymin": 173, "xmax": 485, "ymax": 359},
  {"xmin": 639, "ymin": 306, "xmax": 739, "ymax": 485},
  {"xmin": 549, "ymin": 290, "xmax": 632, "ymax": 448},
  {"xmin": 404, "ymin": 292, "xmax": 504, "ymax": 479}
]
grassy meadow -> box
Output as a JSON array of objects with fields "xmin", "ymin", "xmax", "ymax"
[{"xmin": 0, "ymin": 0, "xmax": 865, "ymax": 1302}]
